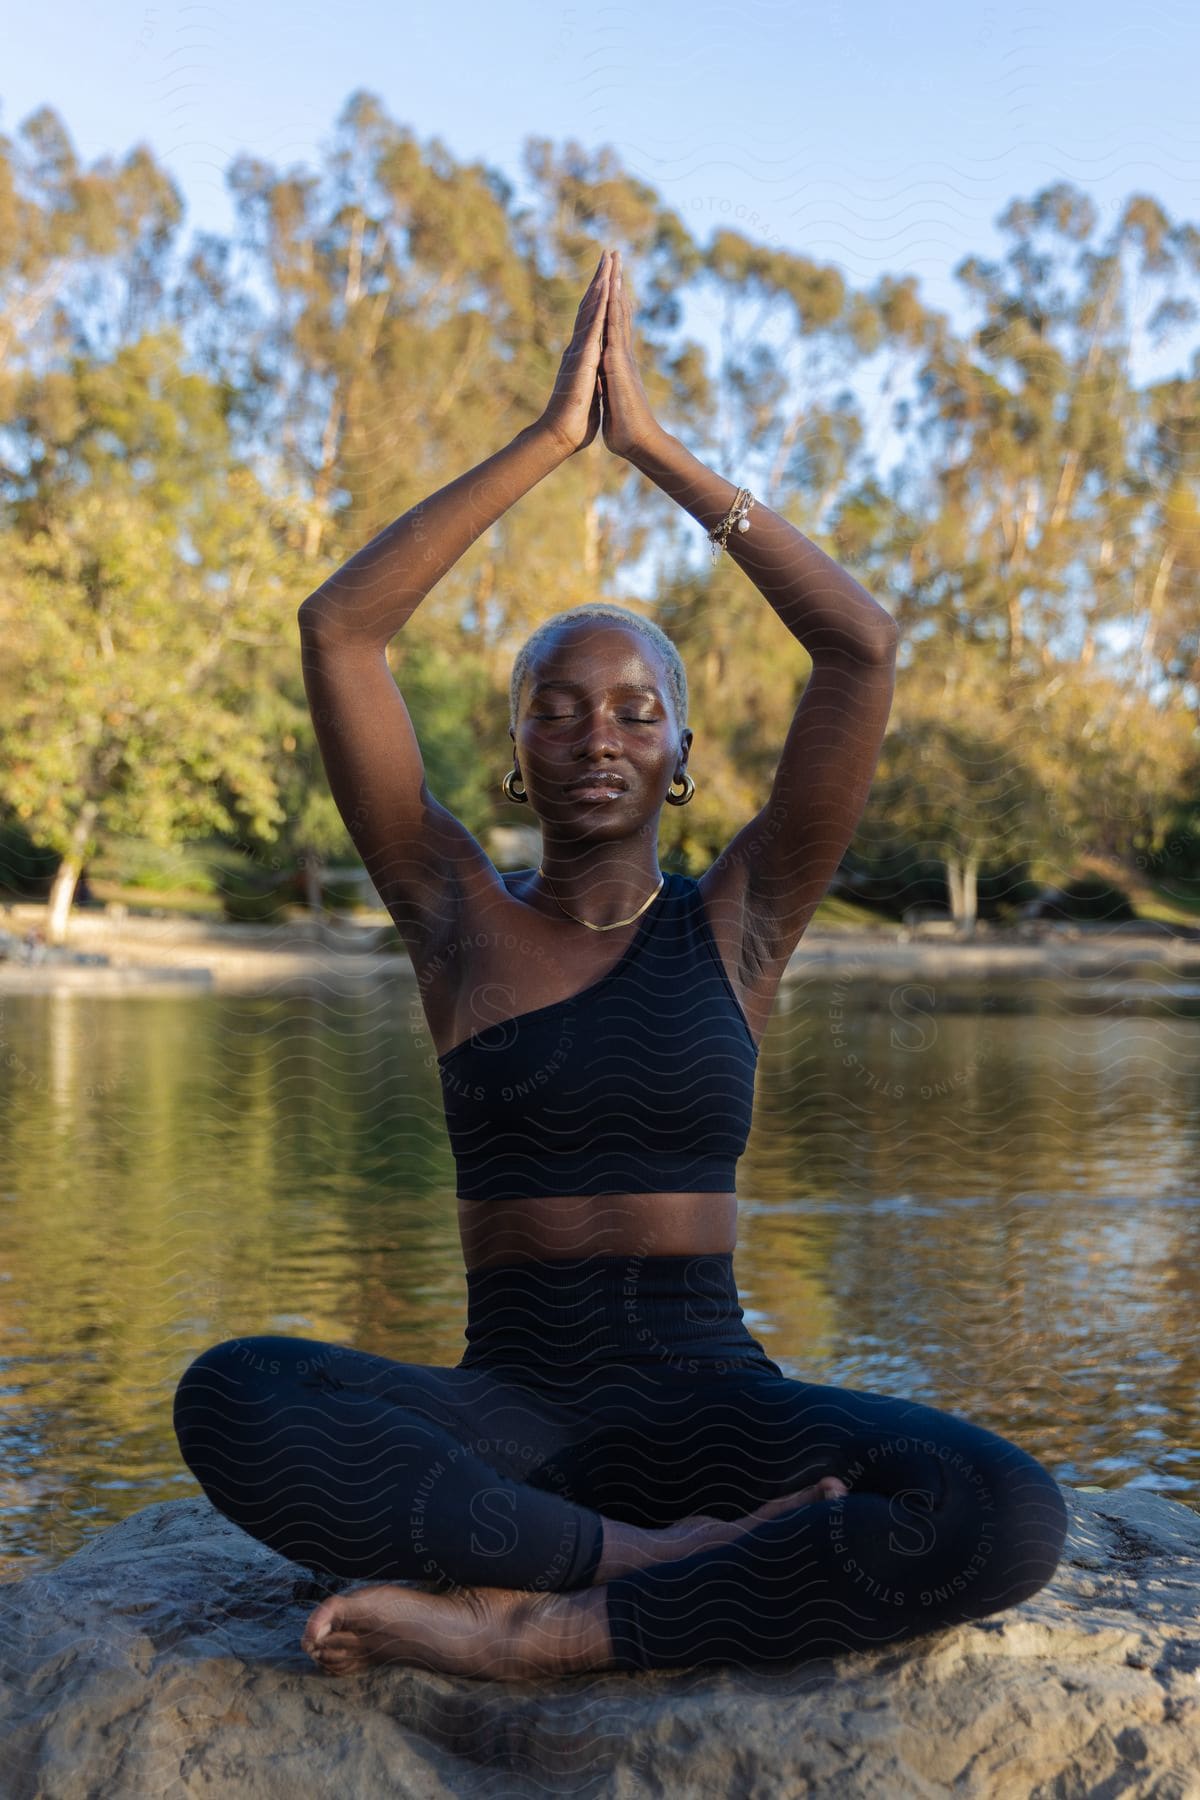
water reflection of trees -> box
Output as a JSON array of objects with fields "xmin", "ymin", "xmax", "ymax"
[{"xmin": 2, "ymin": 986, "xmax": 1196, "ymax": 1579}]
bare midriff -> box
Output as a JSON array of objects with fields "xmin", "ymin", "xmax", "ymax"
[{"xmin": 457, "ymin": 1190, "xmax": 739, "ymax": 1271}]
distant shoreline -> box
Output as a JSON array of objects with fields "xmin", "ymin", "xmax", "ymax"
[{"xmin": 3, "ymin": 901, "xmax": 1200, "ymax": 996}]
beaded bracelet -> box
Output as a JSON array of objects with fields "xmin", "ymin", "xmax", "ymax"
[{"xmin": 708, "ymin": 487, "xmax": 756, "ymax": 561}]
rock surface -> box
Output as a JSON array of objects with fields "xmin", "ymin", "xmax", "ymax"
[{"xmin": 0, "ymin": 1485, "xmax": 1197, "ymax": 1798}]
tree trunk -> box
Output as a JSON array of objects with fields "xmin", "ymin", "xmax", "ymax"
[
  {"xmin": 303, "ymin": 849, "xmax": 324, "ymax": 912},
  {"xmin": 45, "ymin": 801, "xmax": 99, "ymax": 946},
  {"xmin": 961, "ymin": 853, "xmax": 978, "ymax": 937},
  {"xmin": 304, "ymin": 397, "xmax": 346, "ymax": 563},
  {"xmin": 1139, "ymin": 545, "xmax": 1176, "ymax": 684},
  {"xmin": 944, "ymin": 855, "xmax": 979, "ymax": 936},
  {"xmin": 1007, "ymin": 591, "xmax": 1023, "ymax": 675}
]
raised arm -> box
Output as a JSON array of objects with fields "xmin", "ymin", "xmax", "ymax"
[
  {"xmin": 600, "ymin": 248, "xmax": 898, "ymax": 956},
  {"xmin": 300, "ymin": 250, "xmax": 613, "ymax": 648},
  {"xmin": 296, "ymin": 252, "xmax": 613, "ymax": 953}
]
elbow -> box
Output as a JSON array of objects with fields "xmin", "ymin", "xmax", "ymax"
[
  {"xmin": 296, "ymin": 600, "xmax": 386, "ymax": 657},
  {"xmin": 836, "ymin": 625, "xmax": 897, "ymax": 665},
  {"xmin": 868, "ymin": 616, "xmax": 900, "ymax": 661},
  {"xmin": 297, "ymin": 597, "xmax": 340, "ymax": 638}
]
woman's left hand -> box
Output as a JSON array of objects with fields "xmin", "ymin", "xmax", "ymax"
[{"xmin": 599, "ymin": 250, "xmax": 664, "ymax": 462}]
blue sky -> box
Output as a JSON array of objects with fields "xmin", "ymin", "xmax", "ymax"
[
  {"xmin": 6, "ymin": 0, "xmax": 1197, "ymax": 669},
  {"xmin": 5, "ymin": 0, "xmax": 1198, "ymax": 336}
]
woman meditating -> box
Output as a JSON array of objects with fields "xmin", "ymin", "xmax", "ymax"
[{"xmin": 173, "ymin": 248, "xmax": 1068, "ymax": 1679}]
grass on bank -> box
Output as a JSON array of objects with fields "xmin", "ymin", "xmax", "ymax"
[
  {"xmin": 32, "ymin": 878, "xmax": 1200, "ymax": 938},
  {"xmin": 7, "ymin": 835, "xmax": 1197, "ymax": 938},
  {"xmin": 26, "ymin": 876, "xmax": 898, "ymax": 936}
]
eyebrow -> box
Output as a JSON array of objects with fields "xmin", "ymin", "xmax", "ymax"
[{"xmin": 530, "ymin": 682, "xmax": 662, "ymax": 699}]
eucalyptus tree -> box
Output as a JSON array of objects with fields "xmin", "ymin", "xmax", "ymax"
[
  {"xmin": 0, "ymin": 108, "xmax": 306, "ymax": 942},
  {"xmin": 897, "ymin": 185, "xmax": 1200, "ymax": 673}
]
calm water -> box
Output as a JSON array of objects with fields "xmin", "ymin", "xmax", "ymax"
[{"xmin": 1, "ymin": 967, "xmax": 1198, "ymax": 1581}]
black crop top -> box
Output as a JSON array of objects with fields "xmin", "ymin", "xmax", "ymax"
[{"xmin": 436, "ymin": 869, "xmax": 759, "ymax": 1202}]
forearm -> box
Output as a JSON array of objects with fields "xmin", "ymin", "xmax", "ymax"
[
  {"xmin": 628, "ymin": 429, "xmax": 898, "ymax": 661},
  {"xmin": 297, "ymin": 421, "xmax": 568, "ymax": 647}
]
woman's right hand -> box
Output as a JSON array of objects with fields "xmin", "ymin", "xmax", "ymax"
[{"xmin": 537, "ymin": 250, "xmax": 612, "ymax": 457}]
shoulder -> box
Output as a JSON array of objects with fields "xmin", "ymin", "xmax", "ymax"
[{"xmin": 694, "ymin": 857, "xmax": 748, "ymax": 924}]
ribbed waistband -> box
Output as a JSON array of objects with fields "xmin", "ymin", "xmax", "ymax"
[{"xmin": 457, "ymin": 1253, "xmax": 782, "ymax": 1382}]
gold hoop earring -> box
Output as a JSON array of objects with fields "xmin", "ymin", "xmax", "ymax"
[
  {"xmin": 501, "ymin": 767, "xmax": 528, "ymax": 804},
  {"xmin": 665, "ymin": 772, "xmax": 695, "ymax": 806}
]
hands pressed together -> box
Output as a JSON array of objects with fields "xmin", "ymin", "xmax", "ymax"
[{"xmin": 539, "ymin": 248, "xmax": 662, "ymax": 464}]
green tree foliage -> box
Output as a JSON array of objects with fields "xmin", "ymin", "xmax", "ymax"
[
  {"xmin": 871, "ymin": 644, "xmax": 1032, "ymax": 933},
  {"xmin": 1, "ymin": 97, "xmax": 1197, "ymax": 941}
]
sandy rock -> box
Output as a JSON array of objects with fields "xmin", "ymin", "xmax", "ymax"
[{"xmin": 0, "ymin": 1486, "xmax": 1197, "ymax": 1799}]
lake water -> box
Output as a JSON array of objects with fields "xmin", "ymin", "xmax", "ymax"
[{"xmin": 1, "ymin": 968, "xmax": 1198, "ymax": 1582}]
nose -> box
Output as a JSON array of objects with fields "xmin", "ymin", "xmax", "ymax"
[{"xmin": 570, "ymin": 712, "xmax": 623, "ymax": 762}]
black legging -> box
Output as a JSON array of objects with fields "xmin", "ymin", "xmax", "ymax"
[{"xmin": 172, "ymin": 1254, "xmax": 1068, "ymax": 1671}]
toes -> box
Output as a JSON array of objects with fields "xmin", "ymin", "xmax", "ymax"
[
  {"xmin": 761, "ymin": 1477, "xmax": 848, "ymax": 1518},
  {"xmin": 313, "ymin": 1649, "xmax": 360, "ymax": 1676},
  {"xmin": 796, "ymin": 1478, "xmax": 847, "ymax": 1503},
  {"xmin": 301, "ymin": 1597, "xmax": 342, "ymax": 1654},
  {"xmin": 302, "ymin": 1584, "xmax": 389, "ymax": 1653},
  {"xmin": 309, "ymin": 1630, "xmax": 365, "ymax": 1675}
]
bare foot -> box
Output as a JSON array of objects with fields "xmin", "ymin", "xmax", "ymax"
[
  {"xmin": 652, "ymin": 1475, "xmax": 850, "ymax": 1567},
  {"xmin": 301, "ymin": 1482, "xmax": 852, "ymax": 1674},
  {"xmin": 301, "ymin": 1581, "xmax": 612, "ymax": 1681}
]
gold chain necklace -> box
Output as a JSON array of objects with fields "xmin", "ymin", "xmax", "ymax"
[{"xmin": 536, "ymin": 865, "xmax": 664, "ymax": 931}]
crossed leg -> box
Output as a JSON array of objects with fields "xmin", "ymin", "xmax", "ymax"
[
  {"xmin": 293, "ymin": 1363, "xmax": 1066, "ymax": 1677},
  {"xmin": 586, "ymin": 1367, "xmax": 1070, "ymax": 1671},
  {"xmin": 173, "ymin": 1338, "xmax": 1067, "ymax": 1677},
  {"xmin": 172, "ymin": 1334, "xmax": 614, "ymax": 1594}
]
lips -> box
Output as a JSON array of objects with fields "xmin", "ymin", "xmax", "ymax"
[{"xmin": 565, "ymin": 774, "xmax": 628, "ymax": 793}]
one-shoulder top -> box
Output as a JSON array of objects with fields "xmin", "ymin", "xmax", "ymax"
[{"xmin": 436, "ymin": 869, "xmax": 759, "ymax": 1202}]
